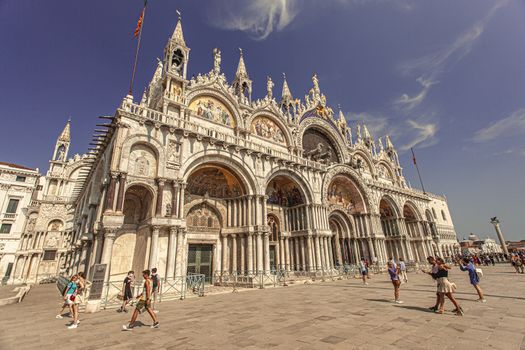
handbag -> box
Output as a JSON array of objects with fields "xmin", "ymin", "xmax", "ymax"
[
  {"xmin": 69, "ymin": 294, "xmax": 76, "ymax": 301},
  {"xmin": 117, "ymin": 293, "xmax": 124, "ymax": 301}
]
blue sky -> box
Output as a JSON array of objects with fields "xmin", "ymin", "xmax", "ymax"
[{"xmin": 0, "ymin": 0, "xmax": 524, "ymax": 240}]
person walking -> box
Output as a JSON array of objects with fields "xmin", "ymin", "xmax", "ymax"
[
  {"xmin": 435, "ymin": 257, "xmax": 463, "ymax": 316},
  {"xmin": 119, "ymin": 271, "xmax": 135, "ymax": 313},
  {"xmin": 56, "ymin": 275, "xmax": 77, "ymax": 319},
  {"xmin": 459, "ymin": 257, "xmax": 486, "ymax": 302},
  {"xmin": 150, "ymin": 268, "xmax": 160, "ymax": 313},
  {"xmin": 399, "ymin": 258, "xmax": 408, "ymax": 284},
  {"xmin": 122, "ymin": 270, "xmax": 159, "ymax": 330},
  {"xmin": 388, "ymin": 261, "xmax": 403, "ymax": 304},
  {"xmin": 358, "ymin": 258, "xmax": 368, "ymax": 285}
]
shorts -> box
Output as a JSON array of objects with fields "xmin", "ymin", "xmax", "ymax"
[
  {"xmin": 135, "ymin": 300, "xmax": 147, "ymax": 312},
  {"xmin": 360, "ymin": 270, "xmax": 367, "ymax": 276},
  {"xmin": 65, "ymin": 294, "xmax": 75, "ymax": 306},
  {"xmin": 152, "ymin": 289, "xmax": 159, "ymax": 301}
]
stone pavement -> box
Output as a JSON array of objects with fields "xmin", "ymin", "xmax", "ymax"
[{"xmin": 0, "ymin": 265, "xmax": 524, "ymax": 350}]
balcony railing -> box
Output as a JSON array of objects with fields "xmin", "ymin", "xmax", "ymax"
[
  {"xmin": 120, "ymin": 101, "xmax": 325, "ymax": 171},
  {"xmin": 1, "ymin": 213, "xmax": 17, "ymax": 220}
]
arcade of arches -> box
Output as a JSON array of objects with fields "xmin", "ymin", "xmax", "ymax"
[{"xmin": 99, "ymin": 161, "xmax": 451, "ymax": 284}]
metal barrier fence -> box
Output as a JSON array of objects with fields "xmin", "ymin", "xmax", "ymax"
[{"xmin": 100, "ymin": 274, "xmax": 206, "ymax": 310}]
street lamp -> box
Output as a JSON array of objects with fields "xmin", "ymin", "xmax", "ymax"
[{"xmin": 490, "ymin": 217, "xmax": 509, "ymax": 257}]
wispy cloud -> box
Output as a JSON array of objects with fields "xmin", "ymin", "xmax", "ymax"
[
  {"xmin": 346, "ymin": 112, "xmax": 438, "ymax": 151},
  {"xmin": 472, "ymin": 108, "xmax": 525, "ymax": 143},
  {"xmin": 207, "ymin": 0, "xmax": 298, "ymax": 40},
  {"xmin": 395, "ymin": 0, "xmax": 508, "ymax": 111}
]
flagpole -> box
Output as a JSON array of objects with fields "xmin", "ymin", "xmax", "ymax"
[
  {"xmin": 411, "ymin": 147, "xmax": 427, "ymax": 194},
  {"xmin": 129, "ymin": 2, "xmax": 147, "ymax": 95}
]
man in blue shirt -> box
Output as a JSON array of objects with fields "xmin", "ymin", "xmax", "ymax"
[{"xmin": 459, "ymin": 257, "xmax": 486, "ymax": 302}]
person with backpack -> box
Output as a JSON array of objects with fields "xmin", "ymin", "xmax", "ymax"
[
  {"xmin": 122, "ymin": 270, "xmax": 159, "ymax": 330},
  {"xmin": 151, "ymin": 268, "xmax": 160, "ymax": 312},
  {"xmin": 459, "ymin": 257, "xmax": 486, "ymax": 302}
]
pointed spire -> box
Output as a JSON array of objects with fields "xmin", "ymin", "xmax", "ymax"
[
  {"xmin": 378, "ymin": 137, "xmax": 384, "ymax": 152},
  {"xmin": 362, "ymin": 124, "xmax": 372, "ymax": 140},
  {"xmin": 171, "ymin": 11, "xmax": 186, "ymax": 46},
  {"xmin": 385, "ymin": 135, "xmax": 394, "ymax": 149},
  {"xmin": 235, "ymin": 48, "xmax": 249, "ymax": 79},
  {"xmin": 59, "ymin": 119, "xmax": 71, "ymax": 142},
  {"xmin": 281, "ymin": 73, "xmax": 292, "ymax": 100},
  {"xmin": 338, "ymin": 106, "xmax": 347, "ymax": 125}
]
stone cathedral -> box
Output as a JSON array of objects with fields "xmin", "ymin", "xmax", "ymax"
[{"xmin": 14, "ymin": 18, "xmax": 460, "ymax": 286}]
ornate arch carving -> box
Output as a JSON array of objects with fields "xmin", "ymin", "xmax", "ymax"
[
  {"xmin": 263, "ymin": 168, "xmax": 314, "ymax": 205},
  {"xmin": 379, "ymin": 194, "xmax": 401, "ymax": 218},
  {"xmin": 247, "ymin": 110, "xmax": 292, "ymax": 147},
  {"xmin": 297, "ymin": 117, "xmax": 347, "ymax": 163},
  {"xmin": 180, "ymin": 151, "xmax": 257, "ymax": 196},
  {"xmin": 186, "ymin": 88, "xmax": 242, "ymax": 129},
  {"xmin": 321, "ymin": 164, "xmax": 371, "ymax": 211},
  {"xmin": 403, "ymin": 200, "xmax": 423, "ymax": 221},
  {"xmin": 119, "ymin": 134, "xmax": 166, "ymax": 178}
]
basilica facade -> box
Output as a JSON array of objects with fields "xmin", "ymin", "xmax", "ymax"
[{"xmin": 15, "ymin": 18, "xmax": 460, "ymax": 285}]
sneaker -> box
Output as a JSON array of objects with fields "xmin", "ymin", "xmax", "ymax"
[
  {"xmin": 395, "ymin": 300, "xmax": 404, "ymax": 304},
  {"xmin": 153, "ymin": 310, "xmax": 159, "ymax": 314},
  {"xmin": 151, "ymin": 322, "xmax": 159, "ymax": 329},
  {"xmin": 478, "ymin": 299, "xmax": 487, "ymax": 303},
  {"xmin": 56, "ymin": 315, "xmax": 63, "ymax": 319},
  {"xmin": 67, "ymin": 324, "xmax": 78, "ymax": 329},
  {"xmin": 364, "ymin": 282, "xmax": 369, "ymax": 285},
  {"xmin": 122, "ymin": 324, "xmax": 133, "ymax": 331}
]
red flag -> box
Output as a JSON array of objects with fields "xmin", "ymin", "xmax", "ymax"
[
  {"xmin": 411, "ymin": 147, "xmax": 417, "ymax": 165},
  {"xmin": 134, "ymin": 8, "xmax": 145, "ymax": 38}
]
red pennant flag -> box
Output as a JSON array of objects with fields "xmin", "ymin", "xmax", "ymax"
[
  {"xmin": 134, "ymin": 8, "xmax": 145, "ymax": 38},
  {"xmin": 411, "ymin": 148, "xmax": 417, "ymax": 165}
]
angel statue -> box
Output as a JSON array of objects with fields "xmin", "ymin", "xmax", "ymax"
[
  {"xmin": 267, "ymin": 76, "xmax": 274, "ymax": 99},
  {"xmin": 213, "ymin": 48, "xmax": 221, "ymax": 74}
]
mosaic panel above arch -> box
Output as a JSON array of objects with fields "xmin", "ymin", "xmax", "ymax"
[
  {"xmin": 266, "ymin": 176, "xmax": 304, "ymax": 207},
  {"xmin": 302, "ymin": 128, "xmax": 339, "ymax": 164},
  {"xmin": 326, "ymin": 175, "xmax": 366, "ymax": 214},
  {"xmin": 188, "ymin": 96, "xmax": 235, "ymax": 127},
  {"xmin": 250, "ymin": 116, "xmax": 286, "ymax": 145},
  {"xmin": 186, "ymin": 165, "xmax": 244, "ymax": 199}
]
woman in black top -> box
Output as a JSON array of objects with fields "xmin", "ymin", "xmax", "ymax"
[
  {"xmin": 435, "ymin": 258, "xmax": 463, "ymax": 316},
  {"xmin": 119, "ymin": 271, "xmax": 135, "ymax": 313}
]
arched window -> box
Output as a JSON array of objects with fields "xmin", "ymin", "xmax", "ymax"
[
  {"xmin": 441, "ymin": 210, "xmax": 447, "ymax": 221},
  {"xmin": 432, "ymin": 208, "xmax": 437, "ymax": 219}
]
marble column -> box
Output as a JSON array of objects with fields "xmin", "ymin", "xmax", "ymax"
[
  {"xmin": 263, "ymin": 232, "xmax": 270, "ymax": 273},
  {"xmin": 285, "ymin": 237, "xmax": 291, "ymax": 271},
  {"xmin": 300, "ymin": 236, "xmax": 306, "ymax": 271},
  {"xmin": 166, "ymin": 227, "xmax": 177, "ymax": 279},
  {"xmin": 171, "ymin": 181, "xmax": 179, "ymax": 218},
  {"xmin": 314, "ymin": 236, "xmax": 321, "ymax": 270},
  {"xmin": 294, "ymin": 238, "xmax": 300, "ymax": 270},
  {"xmin": 177, "ymin": 183, "xmax": 186, "ymax": 219},
  {"xmin": 246, "ymin": 233, "xmax": 253, "ymax": 274},
  {"xmin": 327, "ymin": 236, "xmax": 334, "ymax": 269},
  {"xmin": 115, "ymin": 173, "xmax": 127, "ymax": 212},
  {"xmin": 104, "ymin": 173, "xmax": 118, "ymax": 212},
  {"xmin": 279, "ymin": 237, "xmax": 285, "ymax": 270},
  {"xmin": 100, "ymin": 228, "xmax": 116, "ymax": 281},
  {"xmin": 155, "ymin": 179, "xmax": 165, "ymax": 217},
  {"xmin": 231, "ymin": 234, "xmax": 237, "ymax": 273},
  {"xmin": 240, "ymin": 235, "xmax": 246, "ymax": 274},
  {"xmin": 222, "ymin": 234, "xmax": 228, "ymax": 273},
  {"xmin": 256, "ymin": 233, "xmax": 263, "ymax": 273},
  {"xmin": 334, "ymin": 232, "xmax": 342, "ymax": 266},
  {"xmin": 319, "ymin": 236, "xmax": 326, "ymax": 269},
  {"xmin": 149, "ymin": 226, "xmax": 160, "ymax": 268}
]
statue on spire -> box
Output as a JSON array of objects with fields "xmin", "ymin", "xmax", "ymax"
[
  {"xmin": 213, "ymin": 48, "xmax": 221, "ymax": 74},
  {"xmin": 266, "ymin": 76, "xmax": 274, "ymax": 100}
]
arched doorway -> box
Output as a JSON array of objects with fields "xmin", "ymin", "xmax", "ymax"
[
  {"xmin": 267, "ymin": 214, "xmax": 281, "ymax": 271},
  {"xmin": 328, "ymin": 211, "xmax": 355, "ymax": 265},
  {"xmin": 186, "ymin": 203, "xmax": 221, "ymax": 283},
  {"xmin": 380, "ymin": 197, "xmax": 402, "ymax": 260},
  {"xmin": 185, "ymin": 163, "xmax": 248, "ymax": 277},
  {"xmin": 266, "ymin": 174, "xmax": 309, "ymax": 271},
  {"xmin": 403, "ymin": 203, "xmax": 426, "ymax": 262},
  {"xmin": 111, "ymin": 184, "xmax": 154, "ymax": 281}
]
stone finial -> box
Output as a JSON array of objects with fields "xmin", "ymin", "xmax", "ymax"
[
  {"xmin": 281, "ymin": 73, "xmax": 292, "ymax": 100},
  {"xmin": 171, "ymin": 13, "xmax": 186, "ymax": 46},
  {"xmin": 235, "ymin": 48, "xmax": 249, "ymax": 79},
  {"xmin": 59, "ymin": 119, "xmax": 71, "ymax": 142}
]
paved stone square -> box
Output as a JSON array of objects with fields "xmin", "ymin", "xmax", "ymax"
[{"xmin": 1, "ymin": 265, "xmax": 524, "ymax": 350}]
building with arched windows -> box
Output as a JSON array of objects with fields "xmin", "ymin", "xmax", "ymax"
[{"xmin": 15, "ymin": 17, "xmax": 460, "ymax": 285}]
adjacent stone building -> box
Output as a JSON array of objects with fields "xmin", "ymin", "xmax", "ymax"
[
  {"xmin": 0, "ymin": 162, "xmax": 39, "ymax": 282},
  {"xmin": 16, "ymin": 17, "xmax": 460, "ymax": 284}
]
